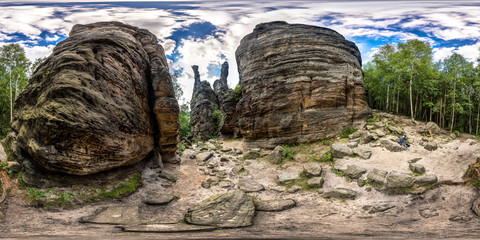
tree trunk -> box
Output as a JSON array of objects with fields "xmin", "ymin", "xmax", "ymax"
[
  {"xmin": 386, "ymin": 84, "xmax": 390, "ymax": 112},
  {"xmin": 396, "ymin": 88, "xmax": 400, "ymax": 113},
  {"xmin": 409, "ymin": 63, "xmax": 414, "ymax": 121},
  {"xmin": 9, "ymin": 68, "xmax": 13, "ymax": 123},
  {"xmin": 450, "ymin": 72, "xmax": 456, "ymax": 133}
]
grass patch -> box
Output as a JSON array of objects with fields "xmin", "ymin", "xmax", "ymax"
[
  {"xmin": 411, "ymin": 171, "xmax": 424, "ymax": 176},
  {"xmin": 28, "ymin": 188, "xmax": 50, "ymax": 198},
  {"xmin": 339, "ymin": 128, "xmax": 357, "ymax": 138},
  {"xmin": 320, "ymin": 138, "xmax": 334, "ymax": 146},
  {"xmin": 311, "ymin": 151, "xmax": 332, "ymax": 162},
  {"xmin": 332, "ymin": 168, "xmax": 344, "ymax": 177}
]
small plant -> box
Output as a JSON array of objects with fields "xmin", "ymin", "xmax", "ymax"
[
  {"xmin": 454, "ymin": 130, "xmax": 460, "ymax": 136},
  {"xmin": 311, "ymin": 152, "xmax": 332, "ymax": 162},
  {"xmin": 348, "ymin": 153, "xmax": 358, "ymax": 158},
  {"xmin": 332, "ymin": 169, "xmax": 344, "ymax": 176},
  {"xmin": 0, "ymin": 162, "xmax": 13, "ymax": 175},
  {"xmin": 365, "ymin": 179, "xmax": 372, "ymax": 186},
  {"xmin": 282, "ymin": 145, "xmax": 295, "ymax": 161},
  {"xmin": 340, "ymin": 128, "xmax": 357, "ymax": 138},
  {"xmin": 178, "ymin": 143, "xmax": 185, "ymax": 155},
  {"xmin": 321, "ymin": 138, "xmax": 334, "ymax": 146},
  {"xmin": 29, "ymin": 188, "xmax": 50, "ymax": 198},
  {"xmin": 232, "ymin": 85, "xmax": 242, "ymax": 102}
]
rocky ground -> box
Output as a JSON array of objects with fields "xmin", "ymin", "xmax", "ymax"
[{"xmin": 1, "ymin": 111, "xmax": 480, "ymax": 239}]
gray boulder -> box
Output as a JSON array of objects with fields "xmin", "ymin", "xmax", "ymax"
[
  {"xmin": 277, "ymin": 171, "xmax": 300, "ymax": 184},
  {"xmin": 255, "ymin": 199, "xmax": 296, "ymax": 212},
  {"xmin": 353, "ymin": 146, "xmax": 372, "ymax": 159},
  {"xmin": 322, "ymin": 188, "xmax": 357, "ymax": 200},
  {"xmin": 380, "ymin": 139, "xmax": 407, "ymax": 152},
  {"xmin": 424, "ymin": 142, "xmax": 438, "ymax": 151},
  {"xmin": 344, "ymin": 165, "xmax": 367, "ymax": 179},
  {"xmin": 185, "ymin": 191, "xmax": 255, "ymax": 228},
  {"xmin": 197, "ymin": 152, "xmax": 213, "ymax": 162},
  {"xmin": 347, "ymin": 142, "xmax": 358, "ymax": 148},
  {"xmin": 472, "ymin": 197, "xmax": 480, "ymax": 217},
  {"xmin": 142, "ymin": 192, "xmax": 176, "ymax": 205},
  {"xmin": 238, "ymin": 179, "xmax": 265, "ymax": 192},
  {"xmin": 409, "ymin": 163, "xmax": 426, "ymax": 174},
  {"xmin": 331, "ymin": 144, "xmax": 353, "ymax": 158},
  {"xmin": 425, "ymin": 122, "xmax": 441, "ymax": 135},
  {"xmin": 243, "ymin": 151, "xmax": 261, "ymax": 160},
  {"xmin": 385, "ymin": 171, "xmax": 414, "ymax": 189},
  {"xmin": 303, "ymin": 162, "xmax": 323, "ymax": 177},
  {"xmin": 269, "ymin": 146, "xmax": 284, "ymax": 164},
  {"xmin": 414, "ymin": 174, "xmax": 438, "ymax": 186},
  {"xmin": 360, "ymin": 132, "xmax": 374, "ymax": 144},
  {"xmin": 374, "ymin": 129, "xmax": 386, "ymax": 138},
  {"xmin": 367, "ymin": 168, "xmax": 388, "ymax": 185},
  {"xmin": 388, "ymin": 126, "xmax": 404, "ymax": 135},
  {"xmin": 307, "ymin": 177, "xmax": 324, "ymax": 188}
]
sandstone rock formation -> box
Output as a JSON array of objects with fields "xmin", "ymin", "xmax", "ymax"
[
  {"xmin": 3, "ymin": 22, "xmax": 179, "ymax": 187},
  {"xmin": 190, "ymin": 65, "xmax": 219, "ymax": 139},
  {"xmin": 190, "ymin": 61, "xmax": 241, "ymax": 139},
  {"xmin": 235, "ymin": 21, "xmax": 370, "ymax": 148}
]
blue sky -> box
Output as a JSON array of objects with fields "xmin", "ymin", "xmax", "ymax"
[{"xmin": 1, "ymin": 0, "xmax": 479, "ymax": 103}]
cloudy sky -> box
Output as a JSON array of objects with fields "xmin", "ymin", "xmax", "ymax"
[{"xmin": 1, "ymin": 0, "xmax": 480, "ymax": 103}]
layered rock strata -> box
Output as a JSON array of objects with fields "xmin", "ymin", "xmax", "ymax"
[
  {"xmin": 235, "ymin": 21, "xmax": 370, "ymax": 148},
  {"xmin": 3, "ymin": 22, "xmax": 179, "ymax": 187},
  {"xmin": 190, "ymin": 66, "xmax": 219, "ymax": 139}
]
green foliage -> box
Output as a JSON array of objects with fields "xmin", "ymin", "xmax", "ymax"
[
  {"xmin": 29, "ymin": 188, "xmax": 50, "ymax": 198},
  {"xmin": 179, "ymin": 103, "xmax": 192, "ymax": 139},
  {"xmin": 0, "ymin": 162, "xmax": 12, "ymax": 175},
  {"xmin": 332, "ymin": 169, "xmax": 344, "ymax": 176},
  {"xmin": 311, "ymin": 151, "xmax": 332, "ymax": 162},
  {"xmin": 320, "ymin": 138, "xmax": 334, "ymax": 146},
  {"xmin": 340, "ymin": 128, "xmax": 357, "ymax": 138},
  {"xmin": 211, "ymin": 109, "xmax": 223, "ymax": 137},
  {"xmin": 232, "ymin": 84, "xmax": 242, "ymax": 102},
  {"xmin": 281, "ymin": 145, "xmax": 294, "ymax": 161}
]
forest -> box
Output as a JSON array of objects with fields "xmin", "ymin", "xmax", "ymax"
[
  {"xmin": 364, "ymin": 39, "xmax": 480, "ymax": 135},
  {"xmin": 1, "ymin": 40, "xmax": 479, "ymax": 139}
]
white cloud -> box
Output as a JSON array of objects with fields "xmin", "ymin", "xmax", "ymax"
[
  {"xmin": 433, "ymin": 47, "xmax": 455, "ymax": 62},
  {"xmin": 22, "ymin": 44, "xmax": 55, "ymax": 62},
  {"xmin": 456, "ymin": 43, "xmax": 480, "ymax": 63}
]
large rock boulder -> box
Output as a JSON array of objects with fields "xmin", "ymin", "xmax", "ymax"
[
  {"xmin": 190, "ymin": 65, "xmax": 219, "ymax": 139},
  {"xmin": 184, "ymin": 191, "xmax": 255, "ymax": 228},
  {"xmin": 235, "ymin": 21, "xmax": 370, "ymax": 149},
  {"xmin": 4, "ymin": 22, "xmax": 179, "ymax": 187}
]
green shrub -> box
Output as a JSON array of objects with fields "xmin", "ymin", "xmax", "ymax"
[
  {"xmin": 29, "ymin": 188, "xmax": 50, "ymax": 198},
  {"xmin": 211, "ymin": 109, "xmax": 223, "ymax": 138},
  {"xmin": 340, "ymin": 128, "xmax": 357, "ymax": 138},
  {"xmin": 282, "ymin": 145, "xmax": 294, "ymax": 161},
  {"xmin": 179, "ymin": 103, "xmax": 191, "ymax": 138},
  {"xmin": 320, "ymin": 138, "xmax": 334, "ymax": 146},
  {"xmin": 232, "ymin": 85, "xmax": 242, "ymax": 102}
]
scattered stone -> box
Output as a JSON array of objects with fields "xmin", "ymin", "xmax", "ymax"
[
  {"xmin": 347, "ymin": 142, "xmax": 358, "ymax": 148},
  {"xmin": 142, "ymin": 192, "xmax": 176, "ymax": 205},
  {"xmin": 255, "ymin": 199, "xmax": 296, "ymax": 211},
  {"xmin": 367, "ymin": 169, "xmax": 388, "ymax": 185},
  {"xmin": 219, "ymin": 181, "xmax": 233, "ymax": 188},
  {"xmin": 201, "ymin": 181, "xmax": 211, "ymax": 189},
  {"xmin": 185, "ymin": 191, "xmax": 255, "ymax": 228},
  {"xmin": 251, "ymin": 148, "xmax": 261, "ymax": 152},
  {"xmin": 425, "ymin": 122, "xmax": 441, "ymax": 135},
  {"xmin": 277, "ymin": 171, "xmax": 300, "ymax": 184},
  {"xmin": 450, "ymin": 133, "xmax": 457, "ymax": 139},
  {"xmin": 220, "ymin": 157, "xmax": 229, "ymax": 162},
  {"xmin": 121, "ymin": 223, "xmax": 216, "ymax": 233},
  {"xmin": 344, "ymin": 165, "xmax": 367, "ymax": 179},
  {"xmin": 409, "ymin": 163, "xmax": 426, "ymax": 174},
  {"xmin": 374, "ymin": 129, "xmax": 386, "ymax": 138},
  {"xmin": 419, "ymin": 208, "xmax": 439, "ymax": 218},
  {"xmin": 238, "ymin": 179, "xmax": 265, "ymax": 192},
  {"xmin": 270, "ymin": 186, "xmax": 286, "ymax": 193},
  {"xmin": 286, "ymin": 186, "xmax": 302, "ymax": 193},
  {"xmin": 158, "ymin": 170, "xmax": 178, "ymax": 183},
  {"xmin": 80, "ymin": 206, "xmax": 140, "ymax": 225},
  {"xmin": 307, "ymin": 177, "xmax": 324, "ymax": 188},
  {"xmin": 243, "ymin": 151, "xmax": 261, "ymax": 160},
  {"xmin": 331, "ymin": 144, "xmax": 353, "ymax": 158},
  {"xmin": 303, "ymin": 162, "xmax": 323, "ymax": 177},
  {"xmin": 234, "ymin": 148, "xmax": 243, "ymax": 155},
  {"xmin": 197, "ymin": 152, "xmax": 213, "ymax": 162},
  {"xmin": 322, "ymin": 188, "xmax": 357, "ymax": 200},
  {"xmin": 414, "ymin": 174, "xmax": 438, "ymax": 186},
  {"xmin": 5, "ymin": 161, "xmax": 21, "ymax": 173},
  {"xmin": 232, "ymin": 165, "xmax": 246, "ymax": 175},
  {"xmin": 388, "ymin": 126, "xmax": 404, "ymax": 135},
  {"xmin": 363, "ymin": 204, "xmax": 395, "ymax": 214},
  {"xmin": 385, "ymin": 171, "xmax": 414, "ymax": 189},
  {"xmin": 380, "ymin": 139, "xmax": 407, "ymax": 152},
  {"xmin": 353, "ymin": 146, "xmax": 372, "ymax": 159},
  {"xmin": 349, "ymin": 131, "xmax": 363, "ymax": 140},
  {"xmin": 424, "ymin": 142, "xmax": 438, "ymax": 151},
  {"xmin": 206, "ymin": 142, "xmax": 216, "ymax": 150},
  {"xmin": 221, "ymin": 148, "xmax": 232, "ymax": 153},
  {"xmin": 360, "ymin": 132, "xmax": 374, "ymax": 144},
  {"xmin": 206, "ymin": 161, "xmax": 218, "ymax": 169},
  {"xmin": 357, "ymin": 175, "xmax": 367, "ymax": 187},
  {"xmin": 408, "ymin": 158, "xmax": 422, "ymax": 164},
  {"xmin": 269, "ymin": 146, "xmax": 284, "ymax": 164}
]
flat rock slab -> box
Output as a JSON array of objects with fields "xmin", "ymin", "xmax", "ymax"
[
  {"xmin": 185, "ymin": 190, "xmax": 255, "ymax": 228},
  {"xmin": 322, "ymin": 188, "xmax": 357, "ymax": 200},
  {"xmin": 277, "ymin": 171, "xmax": 300, "ymax": 184},
  {"xmin": 238, "ymin": 179, "xmax": 265, "ymax": 192},
  {"xmin": 121, "ymin": 223, "xmax": 216, "ymax": 233},
  {"xmin": 255, "ymin": 199, "xmax": 296, "ymax": 211},
  {"xmin": 197, "ymin": 152, "xmax": 213, "ymax": 162},
  {"xmin": 80, "ymin": 206, "xmax": 140, "ymax": 225},
  {"xmin": 303, "ymin": 162, "xmax": 322, "ymax": 177},
  {"xmin": 142, "ymin": 192, "xmax": 176, "ymax": 205},
  {"xmin": 386, "ymin": 171, "xmax": 414, "ymax": 189}
]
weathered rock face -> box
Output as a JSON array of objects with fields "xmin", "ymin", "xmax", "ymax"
[
  {"xmin": 235, "ymin": 21, "xmax": 370, "ymax": 148},
  {"xmin": 190, "ymin": 65, "xmax": 219, "ymax": 139},
  {"xmin": 4, "ymin": 22, "xmax": 179, "ymax": 186},
  {"xmin": 214, "ymin": 62, "xmax": 241, "ymax": 138}
]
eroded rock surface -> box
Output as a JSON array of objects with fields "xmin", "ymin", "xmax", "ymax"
[
  {"xmin": 4, "ymin": 22, "xmax": 179, "ymax": 186},
  {"xmin": 235, "ymin": 21, "xmax": 370, "ymax": 149}
]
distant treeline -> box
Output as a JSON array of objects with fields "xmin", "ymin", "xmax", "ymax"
[{"xmin": 364, "ymin": 39, "xmax": 480, "ymax": 135}]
